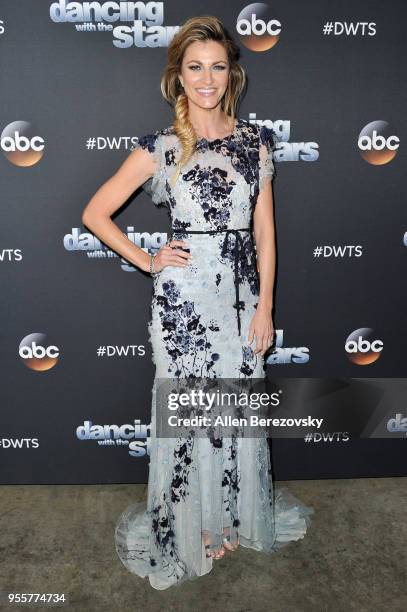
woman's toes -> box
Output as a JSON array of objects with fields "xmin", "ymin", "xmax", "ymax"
[
  {"xmin": 222, "ymin": 537, "xmax": 239, "ymax": 551},
  {"xmin": 213, "ymin": 548, "xmax": 225, "ymax": 559}
]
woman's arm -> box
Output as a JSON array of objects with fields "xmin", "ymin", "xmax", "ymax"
[
  {"xmin": 81, "ymin": 147, "xmax": 158, "ymax": 272},
  {"xmin": 249, "ymin": 180, "xmax": 276, "ymax": 354},
  {"xmin": 253, "ymin": 179, "xmax": 276, "ymax": 312}
]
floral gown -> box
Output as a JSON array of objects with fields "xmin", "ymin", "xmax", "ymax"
[{"xmin": 114, "ymin": 118, "xmax": 314, "ymax": 590}]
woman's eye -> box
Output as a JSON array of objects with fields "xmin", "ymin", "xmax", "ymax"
[{"xmin": 188, "ymin": 65, "xmax": 227, "ymax": 71}]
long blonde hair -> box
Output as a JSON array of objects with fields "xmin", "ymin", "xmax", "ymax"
[{"xmin": 160, "ymin": 15, "xmax": 247, "ymax": 187}]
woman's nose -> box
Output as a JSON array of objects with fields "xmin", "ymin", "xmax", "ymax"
[{"xmin": 201, "ymin": 71, "xmax": 214, "ymax": 85}]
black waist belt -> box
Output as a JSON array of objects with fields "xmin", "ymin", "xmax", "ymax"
[{"xmin": 170, "ymin": 227, "xmax": 252, "ymax": 337}]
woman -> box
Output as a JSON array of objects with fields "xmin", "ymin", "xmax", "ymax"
[{"xmin": 82, "ymin": 16, "xmax": 313, "ymax": 590}]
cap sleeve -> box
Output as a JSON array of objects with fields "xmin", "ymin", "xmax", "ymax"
[
  {"xmin": 131, "ymin": 131, "xmax": 167, "ymax": 206},
  {"xmin": 258, "ymin": 125, "xmax": 277, "ymax": 190}
]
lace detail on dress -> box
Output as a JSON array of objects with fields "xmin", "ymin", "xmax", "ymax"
[
  {"xmin": 131, "ymin": 132, "xmax": 168, "ymax": 207},
  {"xmin": 134, "ymin": 119, "xmax": 277, "ymax": 211}
]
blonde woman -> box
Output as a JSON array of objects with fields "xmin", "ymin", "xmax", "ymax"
[{"xmin": 82, "ymin": 15, "xmax": 313, "ymax": 590}]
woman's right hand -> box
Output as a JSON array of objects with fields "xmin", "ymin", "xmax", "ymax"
[{"xmin": 153, "ymin": 239, "xmax": 192, "ymax": 273}]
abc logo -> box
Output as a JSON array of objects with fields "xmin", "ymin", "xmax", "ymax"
[
  {"xmin": 358, "ymin": 120, "xmax": 399, "ymax": 165},
  {"xmin": 237, "ymin": 3, "xmax": 281, "ymax": 51},
  {"xmin": 1, "ymin": 120, "xmax": 45, "ymax": 166},
  {"xmin": 345, "ymin": 328, "xmax": 383, "ymax": 365},
  {"xmin": 19, "ymin": 333, "xmax": 59, "ymax": 371}
]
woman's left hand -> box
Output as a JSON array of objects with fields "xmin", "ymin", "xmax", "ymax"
[{"xmin": 247, "ymin": 306, "xmax": 275, "ymax": 356}]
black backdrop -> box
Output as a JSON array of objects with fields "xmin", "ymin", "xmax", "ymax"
[{"xmin": 1, "ymin": 1, "xmax": 406, "ymax": 484}]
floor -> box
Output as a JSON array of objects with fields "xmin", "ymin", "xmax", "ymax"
[{"xmin": 1, "ymin": 478, "xmax": 406, "ymax": 611}]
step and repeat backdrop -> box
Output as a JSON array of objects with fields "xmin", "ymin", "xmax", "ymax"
[{"xmin": 1, "ymin": 1, "xmax": 406, "ymax": 484}]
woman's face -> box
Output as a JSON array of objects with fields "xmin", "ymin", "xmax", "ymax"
[{"xmin": 178, "ymin": 40, "xmax": 230, "ymax": 112}]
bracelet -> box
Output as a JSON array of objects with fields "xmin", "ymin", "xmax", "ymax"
[{"xmin": 149, "ymin": 253, "xmax": 156, "ymax": 275}]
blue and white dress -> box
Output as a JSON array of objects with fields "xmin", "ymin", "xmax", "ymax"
[{"xmin": 114, "ymin": 118, "xmax": 314, "ymax": 590}]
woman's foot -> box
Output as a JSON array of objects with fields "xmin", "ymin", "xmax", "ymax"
[
  {"xmin": 222, "ymin": 526, "xmax": 240, "ymax": 552},
  {"xmin": 202, "ymin": 531, "xmax": 225, "ymax": 560}
]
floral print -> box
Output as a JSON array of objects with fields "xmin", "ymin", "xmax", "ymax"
[{"xmin": 114, "ymin": 118, "xmax": 313, "ymax": 590}]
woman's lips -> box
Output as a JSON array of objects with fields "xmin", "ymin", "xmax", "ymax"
[{"xmin": 196, "ymin": 88, "xmax": 217, "ymax": 97}]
